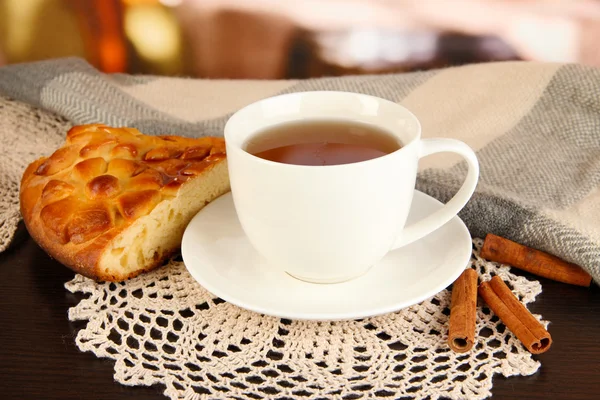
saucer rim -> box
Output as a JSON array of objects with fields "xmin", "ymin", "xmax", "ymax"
[{"xmin": 182, "ymin": 190, "xmax": 472, "ymax": 321}]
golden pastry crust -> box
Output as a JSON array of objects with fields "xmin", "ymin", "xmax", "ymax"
[{"xmin": 20, "ymin": 124, "xmax": 229, "ymax": 281}]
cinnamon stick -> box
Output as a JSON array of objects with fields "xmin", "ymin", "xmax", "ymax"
[
  {"xmin": 480, "ymin": 234, "xmax": 592, "ymax": 287},
  {"xmin": 478, "ymin": 276, "xmax": 552, "ymax": 354},
  {"xmin": 448, "ymin": 268, "xmax": 478, "ymax": 353}
]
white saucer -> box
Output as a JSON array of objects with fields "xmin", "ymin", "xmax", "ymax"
[{"xmin": 182, "ymin": 191, "xmax": 472, "ymax": 321}]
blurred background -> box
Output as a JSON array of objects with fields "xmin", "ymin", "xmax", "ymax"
[{"xmin": 1, "ymin": 0, "xmax": 599, "ymax": 79}]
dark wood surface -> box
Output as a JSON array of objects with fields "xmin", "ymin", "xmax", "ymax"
[{"xmin": 1, "ymin": 223, "xmax": 599, "ymax": 399}]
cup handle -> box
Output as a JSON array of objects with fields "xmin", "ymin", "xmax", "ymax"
[{"xmin": 392, "ymin": 138, "xmax": 479, "ymax": 250}]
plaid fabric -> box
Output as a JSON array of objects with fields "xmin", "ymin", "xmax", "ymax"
[{"xmin": 1, "ymin": 57, "xmax": 598, "ymax": 282}]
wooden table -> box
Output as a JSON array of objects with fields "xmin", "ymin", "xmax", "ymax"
[{"xmin": 1, "ymin": 223, "xmax": 599, "ymax": 399}]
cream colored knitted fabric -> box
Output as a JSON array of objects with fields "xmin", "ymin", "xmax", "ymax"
[
  {"xmin": 66, "ymin": 239, "xmax": 544, "ymax": 400},
  {"xmin": 0, "ymin": 97, "xmax": 70, "ymax": 252},
  {"xmin": 2, "ymin": 60, "xmax": 600, "ymax": 282}
]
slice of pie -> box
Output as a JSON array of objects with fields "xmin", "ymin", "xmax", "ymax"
[{"xmin": 20, "ymin": 124, "xmax": 230, "ymax": 281}]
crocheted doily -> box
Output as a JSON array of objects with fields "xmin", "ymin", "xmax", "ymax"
[{"xmin": 66, "ymin": 239, "xmax": 545, "ymax": 400}]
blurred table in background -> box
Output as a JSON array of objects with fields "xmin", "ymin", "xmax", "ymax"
[
  {"xmin": 1, "ymin": 0, "xmax": 600, "ymax": 78},
  {"xmin": 290, "ymin": 30, "xmax": 521, "ymax": 78},
  {"xmin": 174, "ymin": 0, "xmax": 600, "ymax": 79}
]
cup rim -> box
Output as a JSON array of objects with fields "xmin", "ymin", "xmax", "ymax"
[{"xmin": 224, "ymin": 91, "xmax": 422, "ymax": 169}]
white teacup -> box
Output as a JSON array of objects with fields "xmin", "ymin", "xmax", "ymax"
[{"xmin": 224, "ymin": 91, "xmax": 478, "ymax": 284}]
